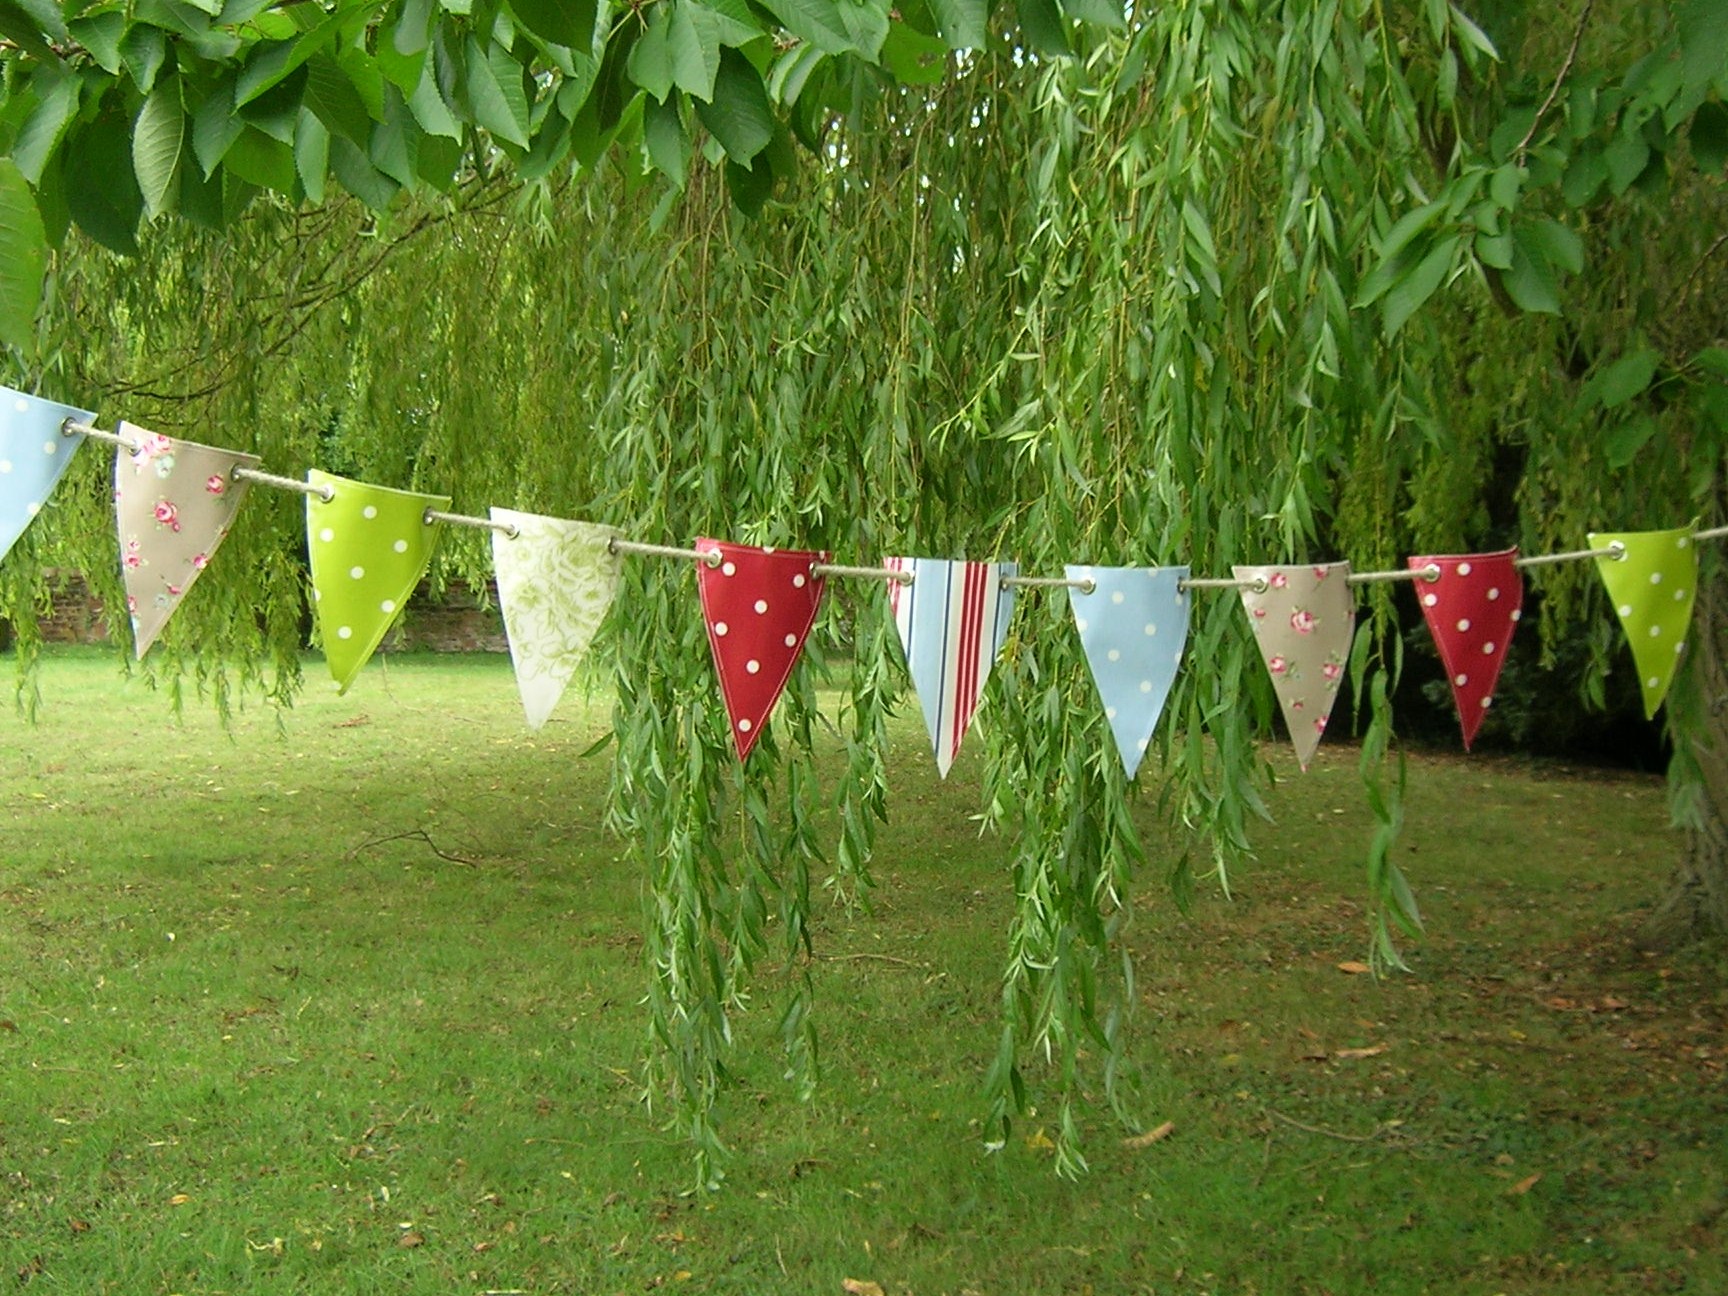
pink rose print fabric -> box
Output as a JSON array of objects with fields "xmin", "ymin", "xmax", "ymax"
[
  {"xmin": 1407, "ymin": 548, "xmax": 1523, "ymax": 748},
  {"xmin": 696, "ymin": 539, "xmax": 830, "ymax": 761},
  {"xmin": 113, "ymin": 421, "xmax": 260, "ymax": 658},
  {"xmin": 1235, "ymin": 562, "xmax": 1355, "ymax": 770}
]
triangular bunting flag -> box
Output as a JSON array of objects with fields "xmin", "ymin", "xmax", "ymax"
[
  {"xmin": 114, "ymin": 421, "xmax": 260, "ymax": 658},
  {"xmin": 0, "ymin": 384, "xmax": 95, "ymax": 566},
  {"xmin": 696, "ymin": 538, "xmax": 829, "ymax": 761},
  {"xmin": 883, "ymin": 557, "xmax": 1018, "ymax": 778},
  {"xmin": 490, "ymin": 509, "xmax": 621, "ymax": 730},
  {"xmin": 1407, "ymin": 548, "xmax": 1524, "ymax": 749},
  {"xmin": 1066, "ymin": 564, "xmax": 1190, "ymax": 778},
  {"xmin": 1236, "ymin": 563, "xmax": 1355, "ymax": 770},
  {"xmin": 306, "ymin": 470, "xmax": 449, "ymax": 693},
  {"xmin": 1590, "ymin": 527, "xmax": 1698, "ymax": 718}
]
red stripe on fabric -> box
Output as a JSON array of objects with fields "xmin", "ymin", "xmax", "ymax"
[{"xmin": 953, "ymin": 562, "xmax": 985, "ymax": 754}]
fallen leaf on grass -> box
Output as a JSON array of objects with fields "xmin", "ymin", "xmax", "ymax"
[
  {"xmin": 842, "ymin": 1281, "xmax": 886, "ymax": 1296},
  {"xmin": 168, "ymin": 1194, "xmax": 191, "ymax": 1206},
  {"xmin": 0, "ymin": 1020, "xmax": 17, "ymax": 1033},
  {"xmin": 1025, "ymin": 1128, "xmax": 1055, "ymax": 1153},
  {"xmin": 1336, "ymin": 961, "xmax": 1371, "ymax": 975},
  {"xmin": 68, "ymin": 1219, "xmax": 90, "ymax": 1234},
  {"xmin": 1121, "ymin": 1121, "xmax": 1175, "ymax": 1150},
  {"xmin": 398, "ymin": 1231, "xmax": 425, "ymax": 1248},
  {"xmin": 1334, "ymin": 1043, "xmax": 1388, "ymax": 1060},
  {"xmin": 1508, "ymin": 1173, "xmax": 1543, "ymax": 1196}
]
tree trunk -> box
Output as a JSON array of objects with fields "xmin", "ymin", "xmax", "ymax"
[{"xmin": 1638, "ymin": 580, "xmax": 1728, "ymax": 951}]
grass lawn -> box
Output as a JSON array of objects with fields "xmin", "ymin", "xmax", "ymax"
[{"xmin": 2, "ymin": 649, "xmax": 1724, "ymax": 1294}]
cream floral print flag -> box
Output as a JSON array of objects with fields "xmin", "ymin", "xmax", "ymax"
[
  {"xmin": 1236, "ymin": 562, "xmax": 1355, "ymax": 770},
  {"xmin": 489, "ymin": 509, "xmax": 621, "ymax": 730},
  {"xmin": 114, "ymin": 421, "xmax": 260, "ymax": 658},
  {"xmin": 306, "ymin": 469, "xmax": 449, "ymax": 693}
]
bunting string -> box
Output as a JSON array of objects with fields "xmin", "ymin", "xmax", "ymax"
[
  {"xmin": 426, "ymin": 507, "xmax": 518, "ymax": 537},
  {"xmin": 1348, "ymin": 564, "xmax": 1441, "ymax": 585}
]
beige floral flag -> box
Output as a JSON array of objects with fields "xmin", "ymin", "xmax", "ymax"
[
  {"xmin": 490, "ymin": 509, "xmax": 621, "ymax": 730},
  {"xmin": 1236, "ymin": 562, "xmax": 1356, "ymax": 770},
  {"xmin": 114, "ymin": 421, "xmax": 260, "ymax": 658}
]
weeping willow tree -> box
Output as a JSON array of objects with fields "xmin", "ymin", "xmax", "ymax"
[{"xmin": 4, "ymin": 0, "xmax": 1725, "ymax": 1182}]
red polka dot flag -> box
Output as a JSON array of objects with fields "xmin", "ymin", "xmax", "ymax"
[
  {"xmin": 696, "ymin": 538, "xmax": 830, "ymax": 761},
  {"xmin": 1407, "ymin": 548, "xmax": 1524, "ymax": 749}
]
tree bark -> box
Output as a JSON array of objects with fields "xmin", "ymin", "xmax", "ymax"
[{"xmin": 1638, "ymin": 579, "xmax": 1728, "ymax": 951}]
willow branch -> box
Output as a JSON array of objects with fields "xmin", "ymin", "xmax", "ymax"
[{"xmin": 1515, "ymin": 0, "xmax": 1597, "ymax": 159}]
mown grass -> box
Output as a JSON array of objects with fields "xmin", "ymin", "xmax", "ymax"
[{"xmin": 2, "ymin": 648, "xmax": 1724, "ymax": 1295}]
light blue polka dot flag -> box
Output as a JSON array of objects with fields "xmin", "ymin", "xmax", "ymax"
[
  {"xmin": 1065, "ymin": 565, "xmax": 1190, "ymax": 778},
  {"xmin": 0, "ymin": 384, "xmax": 95, "ymax": 566}
]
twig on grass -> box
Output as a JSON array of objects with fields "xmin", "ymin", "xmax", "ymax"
[
  {"xmin": 1267, "ymin": 1108, "xmax": 1398, "ymax": 1143},
  {"xmin": 349, "ymin": 829, "xmax": 478, "ymax": 867},
  {"xmin": 814, "ymin": 952, "xmax": 926, "ymax": 969}
]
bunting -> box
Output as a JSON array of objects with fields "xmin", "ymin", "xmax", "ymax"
[
  {"xmin": 306, "ymin": 470, "xmax": 449, "ymax": 693},
  {"xmin": 1237, "ymin": 563, "xmax": 1355, "ymax": 770},
  {"xmin": 490, "ymin": 509, "xmax": 622, "ymax": 731},
  {"xmin": 1407, "ymin": 549, "xmax": 1524, "ymax": 748},
  {"xmin": 1066, "ymin": 564, "xmax": 1190, "ymax": 778},
  {"xmin": 696, "ymin": 539, "xmax": 829, "ymax": 760},
  {"xmin": 113, "ymin": 422, "xmax": 259, "ymax": 658},
  {"xmin": 1591, "ymin": 528, "xmax": 1698, "ymax": 718},
  {"xmin": 884, "ymin": 557, "xmax": 1018, "ymax": 777},
  {"xmin": 0, "ymin": 385, "xmax": 94, "ymax": 566}
]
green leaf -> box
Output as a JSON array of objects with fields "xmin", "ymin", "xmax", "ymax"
[
  {"xmin": 65, "ymin": 116, "xmax": 143, "ymax": 254},
  {"xmin": 1448, "ymin": 3, "xmax": 1498, "ymax": 62},
  {"xmin": 509, "ymin": 0, "xmax": 597, "ymax": 52},
  {"xmin": 694, "ymin": 48, "xmax": 774, "ymax": 162},
  {"xmin": 67, "ymin": 10, "xmax": 126, "ymax": 72},
  {"xmin": 1561, "ymin": 148, "xmax": 1607, "ymax": 206},
  {"xmin": 120, "ymin": 23, "xmax": 168, "ymax": 93},
  {"xmin": 1691, "ymin": 101, "xmax": 1728, "ymax": 172},
  {"xmin": 759, "ymin": 0, "xmax": 854, "ymax": 54},
  {"xmin": 304, "ymin": 52, "xmax": 375, "ymax": 144},
  {"xmin": 328, "ymin": 133, "xmax": 399, "ymax": 210},
  {"xmin": 1502, "ymin": 227, "xmax": 1560, "ymax": 313},
  {"xmin": 880, "ymin": 20, "xmax": 947, "ymax": 85},
  {"xmin": 0, "ymin": 159, "xmax": 46, "ymax": 352},
  {"xmin": 1678, "ymin": 0, "xmax": 1728, "ymax": 102},
  {"xmin": 767, "ymin": 41, "xmax": 825, "ymax": 106},
  {"xmin": 1474, "ymin": 228, "xmax": 1513, "ymax": 269},
  {"xmin": 11, "ymin": 69, "xmax": 81, "ymax": 185},
  {"xmin": 221, "ymin": 125, "xmax": 296, "ymax": 193},
  {"xmin": 176, "ymin": 150, "xmax": 226, "ymax": 227},
  {"xmin": 1694, "ymin": 346, "xmax": 1728, "ymax": 380},
  {"xmin": 836, "ymin": 0, "xmax": 889, "ymax": 60},
  {"xmin": 1604, "ymin": 123, "xmax": 1651, "ymax": 194},
  {"xmin": 1015, "ymin": 0, "xmax": 1070, "ymax": 57},
  {"xmin": 0, "ymin": 0, "xmax": 60, "ymax": 62},
  {"xmin": 393, "ymin": 0, "xmax": 436, "ymax": 54},
  {"xmin": 132, "ymin": 78, "xmax": 187, "ymax": 218},
  {"xmin": 725, "ymin": 148, "xmax": 774, "ymax": 216},
  {"xmin": 193, "ymin": 78, "xmax": 245, "ymax": 175},
  {"xmin": 1603, "ymin": 414, "xmax": 1658, "ymax": 469},
  {"xmin": 465, "ymin": 36, "xmax": 532, "ymax": 146},
  {"xmin": 293, "ymin": 107, "xmax": 329, "ymax": 203},
  {"xmin": 627, "ymin": 7, "xmax": 676, "ymax": 102},
  {"xmin": 1355, "ymin": 200, "xmax": 1443, "ymax": 306},
  {"xmin": 668, "ymin": 1, "xmax": 722, "ymax": 100},
  {"xmin": 644, "ymin": 93, "xmax": 688, "ymax": 186},
  {"xmin": 407, "ymin": 53, "xmax": 461, "ymax": 139},
  {"xmin": 1487, "ymin": 162, "xmax": 1522, "ymax": 209},
  {"xmin": 1382, "ymin": 235, "xmax": 1455, "ymax": 337},
  {"xmin": 217, "ymin": 0, "xmax": 278, "ymax": 22},
  {"xmin": 1526, "ymin": 217, "xmax": 1583, "ymax": 275},
  {"xmin": 929, "ymin": 0, "xmax": 986, "ymax": 48},
  {"xmin": 1060, "ymin": 0, "xmax": 1126, "ymax": 28},
  {"xmin": 369, "ymin": 83, "xmax": 421, "ymax": 187},
  {"xmin": 1591, "ymin": 346, "xmax": 1661, "ymax": 409}
]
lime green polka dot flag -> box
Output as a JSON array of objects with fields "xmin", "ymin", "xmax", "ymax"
[
  {"xmin": 1589, "ymin": 527, "xmax": 1698, "ymax": 719},
  {"xmin": 306, "ymin": 470, "xmax": 449, "ymax": 693}
]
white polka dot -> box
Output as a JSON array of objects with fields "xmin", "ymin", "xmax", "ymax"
[
  {"xmin": 1618, "ymin": 604, "xmax": 1633, "ymax": 618},
  {"xmin": 1676, "ymin": 643, "xmax": 1686, "ymax": 655},
  {"xmin": 1457, "ymin": 562, "xmax": 1472, "ymax": 576},
  {"xmin": 1456, "ymin": 618, "xmax": 1471, "ymax": 632},
  {"xmin": 1482, "ymin": 642, "xmax": 1495, "ymax": 654},
  {"xmin": 313, "ymin": 589, "xmax": 321, "ymax": 602},
  {"xmin": 337, "ymin": 626, "xmax": 352, "ymax": 639},
  {"xmin": 319, "ymin": 528, "xmax": 334, "ymax": 542},
  {"xmin": 1076, "ymin": 619, "xmax": 1089, "ymax": 633},
  {"xmin": 746, "ymin": 659, "xmax": 760, "ymax": 674},
  {"xmin": 784, "ymin": 634, "xmax": 797, "ymax": 648},
  {"xmin": 762, "ymin": 546, "xmax": 776, "ymax": 554},
  {"xmin": 1107, "ymin": 649, "xmax": 1121, "ymax": 662},
  {"xmin": 1648, "ymin": 676, "xmax": 1660, "ymax": 689},
  {"xmin": 1111, "ymin": 591, "xmax": 1125, "ymax": 604},
  {"xmin": 349, "ymin": 566, "xmax": 365, "ymax": 579},
  {"xmin": 1649, "ymin": 625, "xmax": 1662, "ymax": 637},
  {"xmin": 1486, "ymin": 587, "xmax": 1500, "ymax": 601},
  {"xmin": 753, "ymin": 599, "xmax": 768, "ymax": 614},
  {"xmin": 1423, "ymin": 593, "xmax": 1438, "ymax": 607},
  {"xmin": 1105, "ymin": 707, "xmax": 1117, "ymax": 720},
  {"xmin": 722, "ymin": 561, "xmax": 736, "ymax": 576},
  {"xmin": 362, "ymin": 505, "xmax": 377, "ymax": 519},
  {"xmin": 25, "ymin": 501, "xmax": 39, "ymax": 516},
  {"xmin": 41, "ymin": 440, "xmax": 56, "ymax": 456},
  {"xmin": 393, "ymin": 539, "xmax": 408, "ymax": 553},
  {"xmin": 380, "ymin": 599, "xmax": 395, "ymax": 613},
  {"xmin": 1137, "ymin": 736, "xmax": 1150, "ymax": 750},
  {"xmin": 1675, "ymin": 589, "xmax": 1688, "ymax": 601},
  {"xmin": 714, "ymin": 621, "xmax": 729, "ymax": 636},
  {"xmin": 1650, "ymin": 571, "xmax": 1663, "ymax": 585},
  {"xmin": 13, "ymin": 397, "xmax": 27, "ymax": 412},
  {"xmin": 792, "ymin": 573, "xmax": 806, "ymax": 588},
  {"xmin": 1479, "ymin": 696, "xmax": 1492, "ymax": 708},
  {"xmin": 1455, "ymin": 673, "xmax": 1468, "ymax": 687},
  {"xmin": 0, "ymin": 460, "xmax": 11, "ymax": 473},
  {"xmin": 737, "ymin": 718, "xmax": 752, "ymax": 732},
  {"xmin": 1139, "ymin": 680, "xmax": 1152, "ymax": 694},
  {"xmin": 1677, "ymin": 537, "xmax": 1690, "ymax": 549},
  {"xmin": 1143, "ymin": 623, "xmax": 1157, "ymax": 636},
  {"xmin": 1510, "ymin": 609, "xmax": 1522, "ymax": 622}
]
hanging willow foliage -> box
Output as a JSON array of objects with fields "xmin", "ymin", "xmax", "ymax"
[{"xmin": 9, "ymin": 0, "xmax": 1722, "ymax": 1183}]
